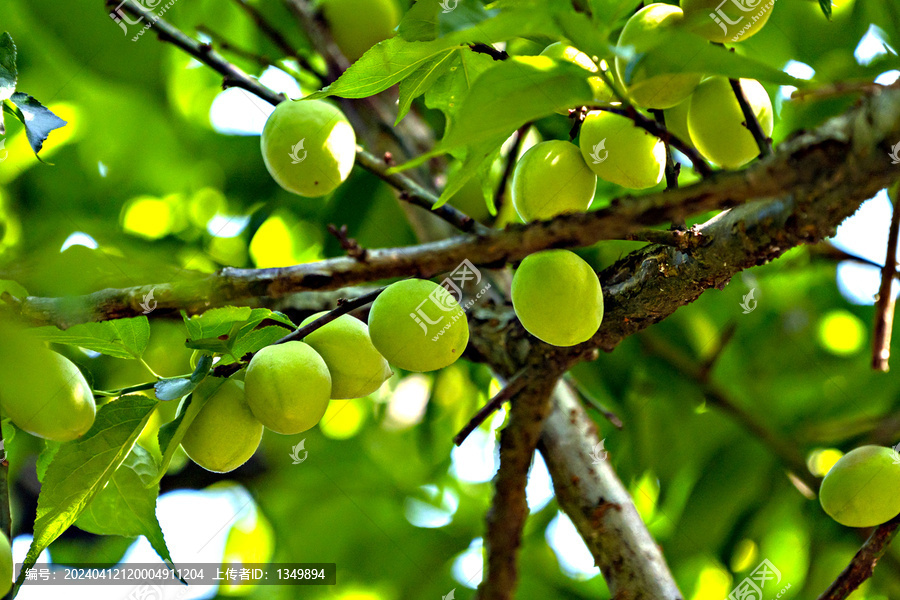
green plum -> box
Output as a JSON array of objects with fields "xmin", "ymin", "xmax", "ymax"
[
  {"xmin": 301, "ymin": 312, "xmax": 392, "ymax": 399},
  {"xmin": 181, "ymin": 380, "xmax": 263, "ymax": 473},
  {"xmin": 615, "ymin": 4, "xmax": 703, "ymax": 109},
  {"xmin": 368, "ymin": 279, "xmax": 469, "ymax": 372},
  {"xmin": 579, "ymin": 110, "xmax": 665, "ymax": 189},
  {"xmin": 260, "ymin": 100, "xmax": 356, "ymax": 197},
  {"xmin": 511, "ymin": 250, "xmax": 604, "ymax": 347},
  {"xmin": 322, "ymin": 0, "xmax": 400, "ymax": 62},
  {"xmin": 0, "ymin": 530, "xmax": 9, "ymax": 596},
  {"xmin": 244, "ymin": 342, "xmax": 332, "ymax": 434},
  {"xmin": 662, "ymin": 97, "xmax": 694, "ymax": 146},
  {"xmin": 540, "ymin": 42, "xmax": 615, "ymax": 112},
  {"xmin": 0, "ymin": 322, "xmax": 96, "ymax": 441},
  {"xmin": 819, "ymin": 445, "xmax": 900, "ymax": 527},
  {"xmin": 511, "ymin": 140, "xmax": 597, "ymax": 222},
  {"xmin": 687, "ymin": 77, "xmax": 773, "ymax": 169},
  {"xmin": 681, "ymin": 0, "xmax": 774, "ymax": 43}
]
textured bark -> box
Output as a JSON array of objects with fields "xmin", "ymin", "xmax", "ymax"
[{"xmin": 816, "ymin": 517, "xmax": 900, "ymax": 600}]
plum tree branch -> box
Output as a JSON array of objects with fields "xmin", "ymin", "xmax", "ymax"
[
  {"xmin": 477, "ymin": 377, "xmax": 558, "ymax": 600},
  {"xmin": 816, "ymin": 517, "xmax": 900, "ymax": 600},
  {"xmin": 871, "ymin": 182, "xmax": 900, "ymax": 371},
  {"xmin": 730, "ymin": 77, "xmax": 773, "ymax": 158}
]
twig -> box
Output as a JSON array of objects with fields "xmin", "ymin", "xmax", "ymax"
[
  {"xmin": 478, "ymin": 377, "xmax": 557, "ymax": 600},
  {"xmin": 596, "ymin": 105, "xmax": 714, "ymax": 177},
  {"xmin": 195, "ymin": 25, "xmax": 278, "ymax": 69},
  {"xmin": 816, "ymin": 517, "xmax": 900, "ymax": 600},
  {"xmin": 729, "ymin": 78, "xmax": 773, "ymax": 158},
  {"xmin": 230, "ymin": 0, "xmax": 324, "ymax": 77},
  {"xmin": 454, "ymin": 370, "xmax": 531, "ymax": 446},
  {"xmin": 563, "ymin": 374, "xmax": 623, "ymax": 429},
  {"xmin": 698, "ymin": 321, "xmax": 737, "ymax": 379},
  {"xmin": 872, "ymin": 183, "xmax": 900, "ymax": 371},
  {"xmin": 650, "ymin": 109, "xmax": 680, "ymax": 191},
  {"xmin": 356, "ymin": 149, "xmax": 490, "ymax": 235},
  {"xmin": 492, "ymin": 124, "xmax": 529, "ymax": 224},
  {"xmin": 623, "ymin": 226, "xmax": 704, "ymax": 250},
  {"xmin": 809, "ymin": 244, "xmax": 890, "ymax": 272},
  {"xmin": 0, "ymin": 422, "xmax": 10, "ymax": 543},
  {"xmin": 327, "ymin": 224, "xmax": 368, "ymax": 261},
  {"xmin": 211, "ymin": 286, "xmax": 387, "ymax": 377},
  {"xmin": 792, "ymin": 79, "xmax": 896, "ymax": 102},
  {"xmin": 469, "ymin": 43, "xmax": 509, "ymax": 61},
  {"xmin": 640, "ymin": 333, "xmax": 817, "ymax": 491}
]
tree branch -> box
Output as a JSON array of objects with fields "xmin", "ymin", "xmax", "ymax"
[
  {"xmin": 231, "ymin": 0, "xmax": 324, "ymax": 77},
  {"xmin": 477, "ymin": 377, "xmax": 557, "ymax": 600},
  {"xmin": 651, "ymin": 108, "xmax": 680, "ymax": 190},
  {"xmin": 454, "ymin": 370, "xmax": 531, "ymax": 446},
  {"xmin": 730, "ymin": 77, "xmax": 773, "ymax": 158},
  {"xmin": 816, "ymin": 517, "xmax": 900, "ymax": 600},
  {"xmin": 872, "ymin": 182, "xmax": 900, "ymax": 371},
  {"xmin": 538, "ymin": 383, "xmax": 683, "ymax": 599}
]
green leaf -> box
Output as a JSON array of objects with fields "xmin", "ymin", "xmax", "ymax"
[
  {"xmin": 0, "ymin": 279, "xmax": 28, "ymax": 299},
  {"xmin": 36, "ymin": 441, "xmax": 61, "ymax": 483},
  {"xmin": 76, "ymin": 445, "xmax": 175, "ymax": 569},
  {"xmin": 153, "ymin": 377, "xmax": 226, "ymax": 485},
  {"xmin": 183, "ymin": 306, "xmax": 253, "ymax": 341},
  {"xmin": 438, "ymin": 57, "xmax": 594, "ymax": 152},
  {"xmin": 818, "ymin": 0, "xmax": 832, "ymax": 19},
  {"xmin": 305, "ymin": 37, "xmax": 464, "ymax": 100},
  {"xmin": 424, "ymin": 50, "xmax": 496, "ymax": 130},
  {"xmin": 14, "ymin": 395, "xmax": 158, "ymax": 595},
  {"xmin": 183, "ymin": 307, "xmax": 293, "ymax": 357},
  {"xmin": 222, "ymin": 325, "xmax": 293, "ymax": 365},
  {"xmin": 33, "ymin": 317, "xmax": 151, "ymax": 360},
  {"xmin": 397, "ymin": 0, "xmax": 442, "ymax": 41},
  {"xmin": 553, "ymin": 11, "xmax": 616, "ymax": 62},
  {"xmin": 0, "ymin": 33, "xmax": 16, "ymax": 102},
  {"xmin": 7, "ymin": 92, "xmax": 67, "ymax": 156},
  {"xmin": 623, "ymin": 29, "xmax": 801, "ymax": 86},
  {"xmin": 435, "ymin": 136, "xmax": 506, "ymax": 208},
  {"xmin": 396, "ymin": 50, "xmax": 457, "ymax": 124},
  {"xmin": 153, "ymin": 354, "xmax": 212, "ymax": 401}
]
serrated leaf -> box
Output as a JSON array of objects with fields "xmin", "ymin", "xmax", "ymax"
[
  {"xmin": 76, "ymin": 445, "xmax": 175, "ymax": 569},
  {"xmin": 438, "ymin": 57, "xmax": 594, "ymax": 152},
  {"xmin": 8, "ymin": 92, "xmax": 67, "ymax": 157},
  {"xmin": 36, "ymin": 441, "xmax": 61, "ymax": 483},
  {"xmin": 183, "ymin": 306, "xmax": 253, "ymax": 341},
  {"xmin": 398, "ymin": 0, "xmax": 443, "ymax": 41},
  {"xmin": 0, "ymin": 33, "xmax": 16, "ymax": 102},
  {"xmin": 13, "ymin": 395, "xmax": 158, "ymax": 595},
  {"xmin": 424, "ymin": 50, "xmax": 496, "ymax": 130},
  {"xmin": 183, "ymin": 307, "xmax": 293, "ymax": 358},
  {"xmin": 153, "ymin": 378, "xmax": 226, "ymax": 485},
  {"xmin": 396, "ymin": 50, "xmax": 456, "ymax": 124},
  {"xmin": 33, "ymin": 317, "xmax": 150, "ymax": 360},
  {"xmin": 221, "ymin": 325, "xmax": 293, "ymax": 365}
]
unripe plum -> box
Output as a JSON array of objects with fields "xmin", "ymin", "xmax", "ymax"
[
  {"xmin": 301, "ymin": 312, "xmax": 392, "ymax": 399},
  {"xmin": 181, "ymin": 380, "xmax": 263, "ymax": 473},
  {"xmin": 681, "ymin": 0, "xmax": 774, "ymax": 43},
  {"xmin": 0, "ymin": 323, "xmax": 96, "ymax": 441},
  {"xmin": 539, "ymin": 42, "xmax": 614, "ymax": 112},
  {"xmin": 260, "ymin": 100, "xmax": 356, "ymax": 197},
  {"xmin": 0, "ymin": 530, "xmax": 9, "ymax": 597},
  {"xmin": 687, "ymin": 77, "xmax": 773, "ymax": 169},
  {"xmin": 322, "ymin": 0, "xmax": 400, "ymax": 62},
  {"xmin": 615, "ymin": 4, "xmax": 702, "ymax": 109},
  {"xmin": 244, "ymin": 342, "xmax": 332, "ymax": 434},
  {"xmin": 368, "ymin": 279, "xmax": 469, "ymax": 372},
  {"xmin": 511, "ymin": 250, "xmax": 604, "ymax": 347},
  {"xmin": 819, "ymin": 445, "xmax": 900, "ymax": 527},
  {"xmin": 511, "ymin": 140, "xmax": 597, "ymax": 222},
  {"xmin": 662, "ymin": 98, "xmax": 694, "ymax": 146},
  {"xmin": 579, "ymin": 110, "xmax": 665, "ymax": 190}
]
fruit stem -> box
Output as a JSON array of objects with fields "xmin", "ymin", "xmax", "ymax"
[
  {"xmin": 872, "ymin": 182, "xmax": 900, "ymax": 371},
  {"xmin": 728, "ymin": 78, "xmax": 773, "ymax": 158}
]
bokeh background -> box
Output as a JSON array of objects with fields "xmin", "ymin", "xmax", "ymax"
[{"xmin": 2, "ymin": 0, "xmax": 900, "ymax": 598}]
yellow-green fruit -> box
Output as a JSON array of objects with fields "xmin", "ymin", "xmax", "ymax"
[
  {"xmin": 322, "ymin": 0, "xmax": 400, "ymax": 62},
  {"xmin": 819, "ymin": 446, "xmax": 900, "ymax": 527},
  {"xmin": 260, "ymin": 100, "xmax": 356, "ymax": 197},
  {"xmin": 687, "ymin": 77, "xmax": 773, "ymax": 169},
  {"xmin": 0, "ymin": 530, "xmax": 10, "ymax": 597},
  {"xmin": 181, "ymin": 380, "xmax": 263, "ymax": 473},
  {"xmin": 540, "ymin": 42, "xmax": 614, "ymax": 112},
  {"xmin": 663, "ymin": 97, "xmax": 693, "ymax": 146},
  {"xmin": 511, "ymin": 140, "xmax": 597, "ymax": 222},
  {"xmin": 511, "ymin": 250, "xmax": 603, "ymax": 347},
  {"xmin": 301, "ymin": 313, "xmax": 392, "ymax": 399},
  {"xmin": 0, "ymin": 323, "xmax": 96, "ymax": 441},
  {"xmin": 368, "ymin": 279, "xmax": 469, "ymax": 372},
  {"xmin": 244, "ymin": 342, "xmax": 332, "ymax": 434},
  {"xmin": 681, "ymin": 0, "xmax": 774, "ymax": 43},
  {"xmin": 615, "ymin": 4, "xmax": 703, "ymax": 109},
  {"xmin": 579, "ymin": 110, "xmax": 665, "ymax": 189}
]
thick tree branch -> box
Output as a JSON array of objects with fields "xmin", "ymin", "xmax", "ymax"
[
  {"xmin": 16, "ymin": 85, "xmax": 900, "ymax": 328},
  {"xmin": 538, "ymin": 383, "xmax": 683, "ymax": 599},
  {"xmin": 816, "ymin": 517, "xmax": 900, "ymax": 600},
  {"xmin": 477, "ymin": 377, "xmax": 558, "ymax": 600},
  {"xmin": 872, "ymin": 183, "xmax": 900, "ymax": 371}
]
